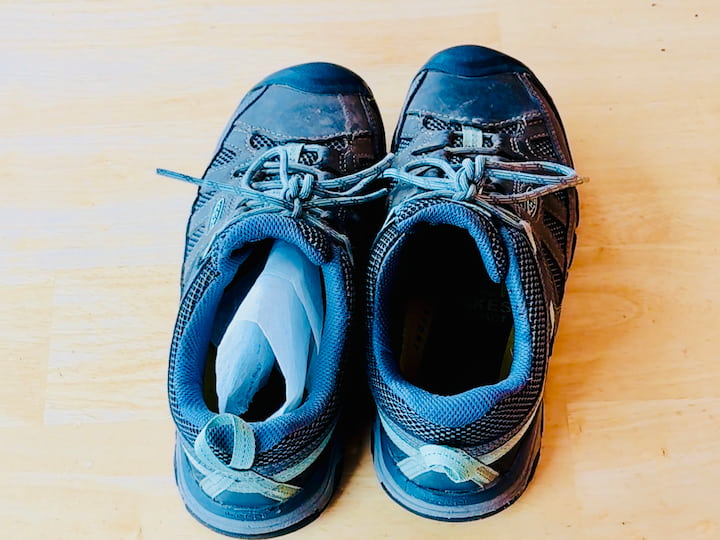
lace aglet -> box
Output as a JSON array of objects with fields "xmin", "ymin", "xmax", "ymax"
[{"xmin": 156, "ymin": 168, "xmax": 204, "ymax": 185}]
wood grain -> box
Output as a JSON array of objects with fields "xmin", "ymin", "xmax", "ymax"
[{"xmin": 1, "ymin": 1, "xmax": 719, "ymax": 538}]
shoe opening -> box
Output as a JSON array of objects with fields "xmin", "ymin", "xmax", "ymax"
[
  {"xmin": 202, "ymin": 239, "xmax": 325, "ymax": 422},
  {"xmin": 389, "ymin": 224, "xmax": 514, "ymax": 395}
]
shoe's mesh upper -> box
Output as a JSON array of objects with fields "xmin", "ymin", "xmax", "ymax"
[
  {"xmin": 169, "ymin": 263, "xmax": 219, "ymax": 443},
  {"xmin": 253, "ymin": 391, "xmax": 338, "ymax": 468},
  {"xmin": 184, "ymin": 191, "xmax": 216, "ymax": 265},
  {"xmin": 541, "ymin": 243, "xmax": 566, "ymax": 300},
  {"xmin": 542, "ymin": 203, "xmax": 568, "ymax": 254},
  {"xmin": 326, "ymin": 138, "xmax": 347, "ymax": 152},
  {"xmin": 298, "ymin": 151, "xmax": 319, "ymax": 166},
  {"xmin": 422, "ymin": 114, "xmax": 524, "ymax": 137},
  {"xmin": 207, "ymin": 422, "xmax": 235, "ymax": 463},
  {"xmin": 185, "ymin": 224, "xmax": 206, "ymax": 257},
  {"xmin": 397, "ymin": 138, "xmax": 412, "ymax": 151},
  {"xmin": 247, "ymin": 132, "xmax": 347, "ymax": 158},
  {"xmin": 211, "ymin": 147, "xmax": 237, "ymax": 168},
  {"xmin": 423, "ymin": 116, "xmax": 459, "ymax": 131},
  {"xmin": 249, "ymin": 132, "xmax": 276, "ymax": 150},
  {"xmin": 529, "ymin": 136, "xmax": 555, "ymax": 161}
]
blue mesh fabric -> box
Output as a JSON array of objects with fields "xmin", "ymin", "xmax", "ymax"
[
  {"xmin": 168, "ymin": 213, "xmax": 351, "ymax": 472},
  {"xmin": 367, "ymin": 202, "xmax": 548, "ymax": 449}
]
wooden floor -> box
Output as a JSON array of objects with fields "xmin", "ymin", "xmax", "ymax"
[{"xmin": 2, "ymin": 1, "xmax": 719, "ymax": 538}]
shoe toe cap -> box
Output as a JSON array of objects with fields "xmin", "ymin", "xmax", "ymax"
[
  {"xmin": 253, "ymin": 62, "xmax": 372, "ymax": 96},
  {"xmin": 422, "ymin": 45, "xmax": 529, "ymax": 77}
]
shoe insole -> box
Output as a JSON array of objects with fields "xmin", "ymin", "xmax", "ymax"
[{"xmin": 396, "ymin": 225, "xmax": 514, "ymax": 395}]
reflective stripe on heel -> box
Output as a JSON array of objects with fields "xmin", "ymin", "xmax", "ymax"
[
  {"xmin": 372, "ymin": 403, "xmax": 543, "ymax": 521},
  {"xmin": 174, "ymin": 437, "xmax": 342, "ymax": 538}
]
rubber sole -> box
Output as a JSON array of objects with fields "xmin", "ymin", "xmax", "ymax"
[
  {"xmin": 174, "ymin": 440, "xmax": 342, "ymax": 538},
  {"xmin": 372, "ymin": 405, "xmax": 543, "ymax": 521}
]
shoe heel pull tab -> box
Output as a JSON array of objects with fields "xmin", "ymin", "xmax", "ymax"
[
  {"xmin": 195, "ymin": 413, "xmax": 256, "ymax": 471},
  {"xmin": 188, "ymin": 414, "xmax": 303, "ymax": 502}
]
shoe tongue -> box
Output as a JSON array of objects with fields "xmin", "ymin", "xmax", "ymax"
[{"xmin": 395, "ymin": 201, "xmax": 509, "ymax": 283}]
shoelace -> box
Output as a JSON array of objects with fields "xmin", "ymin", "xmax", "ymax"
[
  {"xmin": 382, "ymin": 152, "xmax": 587, "ymax": 247},
  {"xmin": 158, "ymin": 145, "xmax": 393, "ymax": 260}
]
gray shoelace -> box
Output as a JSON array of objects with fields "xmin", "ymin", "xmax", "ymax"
[
  {"xmin": 382, "ymin": 133, "xmax": 587, "ymax": 244},
  {"xmin": 158, "ymin": 145, "xmax": 393, "ymax": 259}
]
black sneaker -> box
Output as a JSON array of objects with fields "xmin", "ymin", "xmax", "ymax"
[
  {"xmin": 367, "ymin": 45, "xmax": 585, "ymax": 521},
  {"xmin": 159, "ymin": 62, "xmax": 388, "ymax": 537}
]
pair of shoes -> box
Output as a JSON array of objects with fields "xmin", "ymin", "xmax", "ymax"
[{"xmin": 158, "ymin": 45, "xmax": 584, "ymax": 537}]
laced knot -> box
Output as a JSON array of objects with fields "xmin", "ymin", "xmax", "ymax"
[
  {"xmin": 452, "ymin": 156, "xmax": 488, "ymax": 202},
  {"xmin": 157, "ymin": 145, "xmax": 393, "ymax": 259},
  {"xmin": 382, "ymin": 152, "xmax": 587, "ymax": 230},
  {"xmin": 282, "ymin": 172, "xmax": 315, "ymax": 217}
]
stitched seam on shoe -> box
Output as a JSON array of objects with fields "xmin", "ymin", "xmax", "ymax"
[
  {"xmin": 517, "ymin": 73, "xmax": 569, "ymax": 165},
  {"xmin": 234, "ymin": 119, "xmax": 362, "ymax": 143}
]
